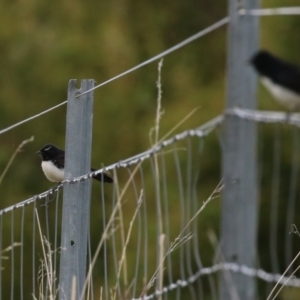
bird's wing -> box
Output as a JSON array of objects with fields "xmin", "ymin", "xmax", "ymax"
[
  {"xmin": 275, "ymin": 64, "xmax": 300, "ymax": 94},
  {"xmin": 53, "ymin": 152, "xmax": 65, "ymax": 169}
]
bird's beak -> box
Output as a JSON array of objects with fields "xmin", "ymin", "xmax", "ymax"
[{"xmin": 36, "ymin": 150, "xmax": 41, "ymax": 154}]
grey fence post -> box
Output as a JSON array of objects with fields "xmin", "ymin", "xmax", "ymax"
[
  {"xmin": 220, "ymin": 1, "xmax": 259, "ymax": 299},
  {"xmin": 59, "ymin": 79, "xmax": 94, "ymax": 300}
]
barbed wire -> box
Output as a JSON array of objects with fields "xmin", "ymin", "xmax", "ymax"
[
  {"xmin": 0, "ymin": 115, "xmax": 223, "ymax": 215},
  {"xmin": 131, "ymin": 262, "xmax": 300, "ymax": 300},
  {"xmin": 0, "ymin": 17, "xmax": 229, "ymax": 137}
]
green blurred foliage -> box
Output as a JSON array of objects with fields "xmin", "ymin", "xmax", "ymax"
[
  {"xmin": 0, "ymin": 0, "xmax": 300, "ymax": 299},
  {"xmin": 0, "ymin": 0, "xmax": 228, "ymax": 204}
]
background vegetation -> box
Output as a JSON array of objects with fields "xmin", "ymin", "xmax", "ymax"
[{"xmin": 0, "ymin": 0, "xmax": 300, "ymax": 299}]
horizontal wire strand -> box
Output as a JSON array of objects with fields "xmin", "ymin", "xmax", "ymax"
[
  {"xmin": 0, "ymin": 7, "xmax": 298, "ymax": 136},
  {"xmin": 77, "ymin": 17, "xmax": 229, "ymax": 98},
  {"xmin": 239, "ymin": 7, "xmax": 300, "ymax": 16},
  {"xmin": 0, "ymin": 17, "xmax": 228, "ymax": 137},
  {"xmin": 226, "ymin": 108, "xmax": 300, "ymax": 125},
  {"xmin": 0, "ymin": 101, "xmax": 67, "ymax": 135}
]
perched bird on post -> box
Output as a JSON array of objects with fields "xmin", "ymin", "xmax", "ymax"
[
  {"xmin": 250, "ymin": 50, "xmax": 300, "ymax": 111},
  {"xmin": 37, "ymin": 144, "xmax": 113, "ymax": 183}
]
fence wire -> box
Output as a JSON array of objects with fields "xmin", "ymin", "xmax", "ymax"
[
  {"xmin": 1, "ymin": 110, "xmax": 300, "ymax": 299},
  {"xmin": 1, "ymin": 5, "xmax": 299, "ymax": 136}
]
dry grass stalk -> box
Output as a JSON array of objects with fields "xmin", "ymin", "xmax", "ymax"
[
  {"xmin": 34, "ymin": 208, "xmax": 60, "ymax": 300},
  {"xmin": 0, "ymin": 136, "xmax": 34, "ymax": 185},
  {"xmin": 113, "ymin": 191, "xmax": 143, "ymax": 300},
  {"xmin": 140, "ymin": 180, "xmax": 223, "ymax": 297}
]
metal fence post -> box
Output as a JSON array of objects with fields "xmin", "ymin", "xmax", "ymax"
[
  {"xmin": 59, "ymin": 79, "xmax": 94, "ymax": 300},
  {"xmin": 220, "ymin": 1, "xmax": 259, "ymax": 299}
]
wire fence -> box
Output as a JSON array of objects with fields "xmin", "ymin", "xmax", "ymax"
[
  {"xmin": 1, "ymin": 110, "xmax": 300, "ymax": 299},
  {"xmin": 0, "ymin": 4, "xmax": 300, "ymax": 300}
]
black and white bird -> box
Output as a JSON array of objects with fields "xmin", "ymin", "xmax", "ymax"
[
  {"xmin": 250, "ymin": 50, "xmax": 300, "ymax": 111},
  {"xmin": 37, "ymin": 144, "xmax": 113, "ymax": 183}
]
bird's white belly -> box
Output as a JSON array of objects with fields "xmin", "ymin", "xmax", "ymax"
[
  {"xmin": 41, "ymin": 161, "xmax": 64, "ymax": 182},
  {"xmin": 261, "ymin": 77, "xmax": 300, "ymax": 110}
]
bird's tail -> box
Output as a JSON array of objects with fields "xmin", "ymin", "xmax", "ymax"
[{"xmin": 91, "ymin": 168, "xmax": 113, "ymax": 183}]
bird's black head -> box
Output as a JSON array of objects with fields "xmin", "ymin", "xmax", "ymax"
[
  {"xmin": 250, "ymin": 50, "xmax": 279, "ymax": 76},
  {"xmin": 37, "ymin": 144, "xmax": 63, "ymax": 161}
]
